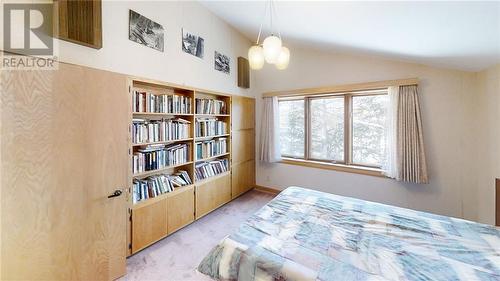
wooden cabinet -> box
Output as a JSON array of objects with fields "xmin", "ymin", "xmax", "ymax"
[
  {"xmin": 132, "ymin": 199, "xmax": 168, "ymax": 253},
  {"xmin": 195, "ymin": 173, "xmax": 231, "ymax": 219},
  {"xmin": 168, "ymin": 185, "xmax": 195, "ymax": 234},
  {"xmin": 231, "ymin": 96, "xmax": 256, "ymax": 199},
  {"xmin": 232, "ymin": 160, "xmax": 256, "ymax": 198},
  {"xmin": 231, "ymin": 95, "xmax": 255, "ymax": 130},
  {"xmin": 131, "ymin": 185, "xmax": 195, "ymax": 253}
]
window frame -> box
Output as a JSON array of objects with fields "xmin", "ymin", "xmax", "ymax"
[{"xmin": 278, "ymin": 89, "xmax": 388, "ymax": 173}]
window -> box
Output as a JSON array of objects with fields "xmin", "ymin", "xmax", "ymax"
[
  {"xmin": 310, "ymin": 97, "xmax": 344, "ymax": 161},
  {"xmin": 352, "ymin": 95, "xmax": 388, "ymax": 166},
  {"xmin": 279, "ymin": 99, "xmax": 305, "ymax": 158},
  {"xmin": 278, "ymin": 90, "xmax": 388, "ymax": 170}
]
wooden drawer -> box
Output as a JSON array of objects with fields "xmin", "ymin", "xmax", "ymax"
[
  {"xmin": 131, "ymin": 198, "xmax": 168, "ymax": 253},
  {"xmin": 167, "ymin": 185, "xmax": 195, "ymax": 234},
  {"xmin": 195, "ymin": 173, "xmax": 231, "ymax": 219}
]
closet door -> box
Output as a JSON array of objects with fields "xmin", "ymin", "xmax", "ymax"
[
  {"xmin": 1, "ymin": 62, "xmax": 128, "ymax": 280},
  {"xmin": 231, "ymin": 96, "xmax": 256, "ymax": 198}
]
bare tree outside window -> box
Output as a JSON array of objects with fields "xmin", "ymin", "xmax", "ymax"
[
  {"xmin": 277, "ymin": 91, "xmax": 388, "ymax": 169},
  {"xmin": 310, "ymin": 97, "xmax": 344, "ymax": 161},
  {"xmin": 352, "ymin": 95, "xmax": 388, "ymax": 166},
  {"xmin": 279, "ymin": 100, "xmax": 305, "ymax": 158}
]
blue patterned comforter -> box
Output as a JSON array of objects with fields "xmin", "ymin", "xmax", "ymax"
[{"xmin": 198, "ymin": 187, "xmax": 500, "ymax": 281}]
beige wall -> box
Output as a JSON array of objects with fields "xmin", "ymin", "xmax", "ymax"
[
  {"xmin": 476, "ymin": 64, "xmax": 500, "ymax": 224},
  {"xmin": 2, "ymin": 1, "xmax": 496, "ymax": 224},
  {"xmin": 255, "ymin": 47, "xmax": 496, "ymax": 224},
  {"xmin": 66, "ymin": 1, "xmax": 254, "ymax": 96},
  {"xmin": 0, "ymin": 1, "xmax": 255, "ymax": 97}
]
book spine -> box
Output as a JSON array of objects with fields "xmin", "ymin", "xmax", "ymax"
[{"xmin": 132, "ymin": 170, "xmax": 192, "ymax": 204}]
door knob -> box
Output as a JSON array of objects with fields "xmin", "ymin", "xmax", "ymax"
[{"xmin": 108, "ymin": 189, "xmax": 123, "ymax": 198}]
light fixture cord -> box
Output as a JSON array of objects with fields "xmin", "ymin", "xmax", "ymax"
[
  {"xmin": 269, "ymin": 0, "xmax": 273, "ymax": 34},
  {"xmin": 256, "ymin": 0, "xmax": 270, "ymax": 45},
  {"xmin": 273, "ymin": 0, "xmax": 282, "ymax": 40}
]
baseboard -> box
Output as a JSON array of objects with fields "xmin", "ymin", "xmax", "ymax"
[{"xmin": 254, "ymin": 185, "xmax": 281, "ymax": 195}]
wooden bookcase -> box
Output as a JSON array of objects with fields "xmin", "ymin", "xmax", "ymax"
[
  {"xmin": 126, "ymin": 79, "xmax": 233, "ymax": 255},
  {"xmin": 194, "ymin": 91, "xmax": 232, "ymax": 219}
]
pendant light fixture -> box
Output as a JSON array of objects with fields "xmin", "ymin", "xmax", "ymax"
[{"xmin": 248, "ymin": 0, "xmax": 290, "ymax": 70}]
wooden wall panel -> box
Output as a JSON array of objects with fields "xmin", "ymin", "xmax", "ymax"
[
  {"xmin": 56, "ymin": 0, "xmax": 102, "ymax": 49},
  {"xmin": 237, "ymin": 57, "xmax": 250, "ymax": 89},
  {"xmin": 1, "ymin": 61, "xmax": 128, "ymax": 280}
]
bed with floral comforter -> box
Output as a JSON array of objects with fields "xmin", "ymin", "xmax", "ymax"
[{"xmin": 198, "ymin": 186, "xmax": 500, "ymax": 281}]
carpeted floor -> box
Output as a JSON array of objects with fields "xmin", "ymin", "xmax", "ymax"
[{"xmin": 121, "ymin": 189, "xmax": 275, "ymax": 281}]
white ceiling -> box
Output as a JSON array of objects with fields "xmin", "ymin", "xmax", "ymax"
[{"xmin": 200, "ymin": 1, "xmax": 500, "ymax": 72}]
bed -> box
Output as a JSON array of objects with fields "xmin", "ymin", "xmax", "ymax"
[{"xmin": 198, "ymin": 186, "xmax": 500, "ymax": 281}]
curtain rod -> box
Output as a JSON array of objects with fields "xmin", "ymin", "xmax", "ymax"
[{"xmin": 262, "ymin": 78, "xmax": 419, "ymax": 98}]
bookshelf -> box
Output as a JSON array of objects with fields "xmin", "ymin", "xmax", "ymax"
[
  {"xmin": 127, "ymin": 79, "xmax": 233, "ymax": 254},
  {"xmin": 194, "ymin": 91, "xmax": 232, "ymax": 219}
]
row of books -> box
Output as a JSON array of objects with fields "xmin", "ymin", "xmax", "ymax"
[
  {"xmin": 132, "ymin": 143, "xmax": 190, "ymax": 174},
  {"xmin": 195, "ymin": 98, "xmax": 227, "ymax": 115},
  {"xmin": 196, "ymin": 138, "xmax": 227, "ymax": 160},
  {"xmin": 195, "ymin": 158, "xmax": 229, "ymax": 181},
  {"xmin": 132, "ymin": 118, "xmax": 190, "ymax": 144},
  {"xmin": 195, "ymin": 118, "xmax": 227, "ymax": 137},
  {"xmin": 133, "ymin": 90, "xmax": 192, "ymax": 114},
  {"xmin": 132, "ymin": 171, "xmax": 192, "ymax": 204}
]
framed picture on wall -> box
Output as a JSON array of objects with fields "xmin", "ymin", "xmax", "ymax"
[
  {"xmin": 214, "ymin": 51, "xmax": 230, "ymax": 74},
  {"xmin": 182, "ymin": 28, "xmax": 204, "ymax": 59},
  {"xmin": 129, "ymin": 10, "xmax": 164, "ymax": 52}
]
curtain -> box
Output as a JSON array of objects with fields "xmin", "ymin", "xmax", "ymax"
[
  {"xmin": 383, "ymin": 85, "xmax": 428, "ymax": 184},
  {"xmin": 382, "ymin": 86, "xmax": 399, "ymax": 178},
  {"xmin": 259, "ymin": 96, "xmax": 282, "ymax": 163}
]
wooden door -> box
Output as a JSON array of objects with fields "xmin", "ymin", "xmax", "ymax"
[
  {"xmin": 231, "ymin": 96, "xmax": 256, "ymax": 198},
  {"xmin": 1, "ymin": 61, "xmax": 128, "ymax": 280}
]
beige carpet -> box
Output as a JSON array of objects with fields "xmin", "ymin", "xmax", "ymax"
[{"xmin": 121, "ymin": 190, "xmax": 275, "ymax": 281}]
